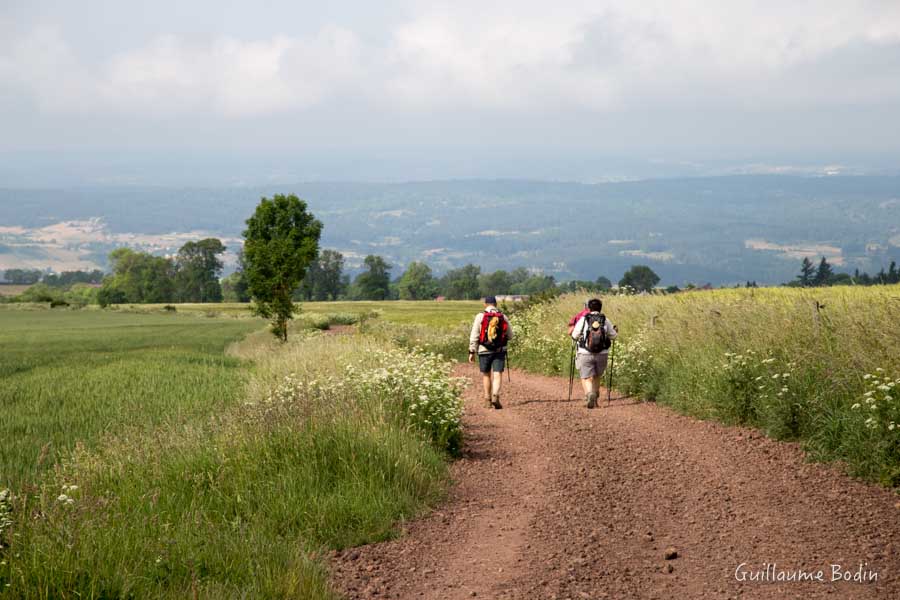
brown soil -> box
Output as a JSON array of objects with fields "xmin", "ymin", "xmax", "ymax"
[{"xmin": 330, "ymin": 366, "xmax": 900, "ymax": 599}]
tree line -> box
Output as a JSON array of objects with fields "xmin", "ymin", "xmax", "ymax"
[
  {"xmin": 1, "ymin": 239, "xmax": 229, "ymax": 306},
  {"xmin": 225, "ymin": 253, "xmax": 657, "ymax": 301},
  {"xmin": 788, "ymin": 256, "xmax": 900, "ymax": 287},
  {"xmin": 1, "ymin": 269, "xmax": 104, "ymax": 286},
  {"xmin": 3, "ymin": 249, "xmax": 661, "ymax": 306}
]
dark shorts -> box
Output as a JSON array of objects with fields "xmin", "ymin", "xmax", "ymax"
[{"xmin": 478, "ymin": 351, "xmax": 507, "ymax": 374}]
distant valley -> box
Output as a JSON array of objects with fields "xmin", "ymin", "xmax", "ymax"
[{"xmin": 2, "ymin": 176, "xmax": 899, "ymax": 285}]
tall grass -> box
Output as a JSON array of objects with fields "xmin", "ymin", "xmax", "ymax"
[
  {"xmin": 1, "ymin": 314, "xmax": 463, "ymax": 597},
  {"xmin": 510, "ymin": 286, "xmax": 900, "ymax": 486}
]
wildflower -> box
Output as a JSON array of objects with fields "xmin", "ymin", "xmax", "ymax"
[{"xmin": 851, "ymin": 403, "xmax": 861, "ymax": 410}]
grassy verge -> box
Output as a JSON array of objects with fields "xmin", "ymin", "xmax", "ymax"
[
  {"xmin": 509, "ymin": 286, "xmax": 900, "ymax": 486},
  {"xmin": 1, "ymin": 313, "xmax": 464, "ymax": 597}
]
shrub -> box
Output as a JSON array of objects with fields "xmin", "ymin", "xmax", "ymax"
[{"xmin": 17, "ymin": 284, "xmax": 60, "ymax": 304}]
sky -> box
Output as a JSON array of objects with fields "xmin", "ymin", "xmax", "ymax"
[{"xmin": 2, "ymin": 0, "xmax": 900, "ymax": 185}]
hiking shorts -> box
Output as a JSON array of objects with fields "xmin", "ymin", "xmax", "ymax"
[
  {"xmin": 576, "ymin": 352, "xmax": 608, "ymax": 379},
  {"xmin": 478, "ymin": 351, "xmax": 506, "ymax": 374}
]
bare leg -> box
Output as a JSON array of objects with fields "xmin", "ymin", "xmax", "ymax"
[
  {"xmin": 482, "ymin": 373, "xmax": 492, "ymax": 401},
  {"xmin": 582, "ymin": 376, "xmax": 599, "ymax": 409},
  {"xmin": 580, "ymin": 377, "xmax": 592, "ymax": 395},
  {"xmin": 491, "ymin": 371, "xmax": 502, "ymax": 396}
]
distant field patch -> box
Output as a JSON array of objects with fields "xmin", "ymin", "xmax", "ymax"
[
  {"xmin": 0, "ymin": 284, "xmax": 30, "ymax": 296},
  {"xmin": 745, "ymin": 238, "xmax": 845, "ymax": 265}
]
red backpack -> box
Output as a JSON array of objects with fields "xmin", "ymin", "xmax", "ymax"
[{"xmin": 478, "ymin": 311, "xmax": 509, "ymax": 351}]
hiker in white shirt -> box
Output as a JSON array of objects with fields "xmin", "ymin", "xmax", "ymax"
[
  {"xmin": 468, "ymin": 295, "xmax": 512, "ymax": 409},
  {"xmin": 570, "ymin": 298, "xmax": 617, "ymax": 409}
]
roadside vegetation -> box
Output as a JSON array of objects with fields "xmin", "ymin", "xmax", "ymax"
[
  {"xmin": 0, "ymin": 303, "xmax": 468, "ymax": 598},
  {"xmin": 510, "ymin": 285, "xmax": 900, "ymax": 486}
]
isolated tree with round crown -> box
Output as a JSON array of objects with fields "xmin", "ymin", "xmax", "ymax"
[{"xmin": 242, "ymin": 194, "xmax": 322, "ymax": 341}]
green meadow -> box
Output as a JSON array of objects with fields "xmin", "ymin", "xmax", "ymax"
[
  {"xmin": 0, "ymin": 302, "xmax": 468, "ymax": 598},
  {"xmin": 0, "ymin": 308, "xmax": 262, "ymax": 489},
  {"xmin": 107, "ymin": 300, "xmax": 482, "ymax": 328}
]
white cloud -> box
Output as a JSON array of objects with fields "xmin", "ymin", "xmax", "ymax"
[
  {"xmin": 2, "ymin": 1, "xmax": 900, "ymax": 118},
  {"xmin": 1, "ymin": 23, "xmax": 365, "ymax": 117}
]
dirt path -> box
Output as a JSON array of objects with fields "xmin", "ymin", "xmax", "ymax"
[{"xmin": 330, "ymin": 367, "xmax": 900, "ymax": 599}]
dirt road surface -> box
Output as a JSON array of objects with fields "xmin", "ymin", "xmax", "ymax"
[{"xmin": 330, "ymin": 367, "xmax": 900, "ymax": 599}]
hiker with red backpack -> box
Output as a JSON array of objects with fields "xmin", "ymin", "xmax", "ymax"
[
  {"xmin": 570, "ymin": 298, "xmax": 617, "ymax": 409},
  {"xmin": 468, "ymin": 295, "xmax": 512, "ymax": 409}
]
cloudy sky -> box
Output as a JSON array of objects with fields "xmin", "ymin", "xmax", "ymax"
[{"xmin": 2, "ymin": 0, "xmax": 900, "ymax": 184}]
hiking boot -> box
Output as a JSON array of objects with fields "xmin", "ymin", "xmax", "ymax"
[
  {"xmin": 586, "ymin": 391, "xmax": 597, "ymax": 409},
  {"xmin": 484, "ymin": 396, "xmax": 493, "ymax": 409},
  {"xmin": 491, "ymin": 394, "xmax": 503, "ymax": 410}
]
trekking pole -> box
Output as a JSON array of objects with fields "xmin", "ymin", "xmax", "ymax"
[
  {"xmin": 607, "ymin": 339, "xmax": 616, "ymax": 405},
  {"xmin": 506, "ymin": 350, "xmax": 511, "ymax": 383},
  {"xmin": 567, "ymin": 340, "xmax": 576, "ymax": 401}
]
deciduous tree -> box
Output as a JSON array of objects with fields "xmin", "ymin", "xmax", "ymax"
[
  {"xmin": 242, "ymin": 194, "xmax": 322, "ymax": 341},
  {"xmin": 353, "ymin": 255, "xmax": 392, "ymax": 300},
  {"xmin": 175, "ymin": 238, "xmax": 226, "ymax": 302},
  {"xmin": 397, "ymin": 262, "xmax": 436, "ymax": 300},
  {"xmin": 440, "ymin": 264, "xmax": 481, "ymax": 299},
  {"xmin": 618, "ymin": 265, "xmax": 660, "ymax": 292}
]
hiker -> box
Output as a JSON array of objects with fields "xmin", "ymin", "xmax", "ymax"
[
  {"xmin": 468, "ymin": 295, "xmax": 512, "ymax": 409},
  {"xmin": 570, "ymin": 298, "xmax": 617, "ymax": 409}
]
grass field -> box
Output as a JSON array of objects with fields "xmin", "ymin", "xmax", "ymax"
[
  {"xmin": 0, "ymin": 307, "xmax": 263, "ymax": 489},
  {"xmin": 0, "ymin": 302, "xmax": 468, "ymax": 597},
  {"xmin": 116, "ymin": 300, "xmax": 482, "ymax": 328},
  {"xmin": 511, "ymin": 285, "xmax": 900, "ymax": 485}
]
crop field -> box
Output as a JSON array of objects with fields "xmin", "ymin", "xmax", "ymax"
[
  {"xmin": 511, "ymin": 284, "xmax": 900, "ymax": 484},
  {"xmin": 0, "ymin": 302, "xmax": 469, "ymax": 597},
  {"xmin": 0, "ymin": 307, "xmax": 263, "ymax": 489}
]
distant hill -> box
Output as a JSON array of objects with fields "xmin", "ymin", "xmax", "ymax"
[{"xmin": 2, "ymin": 176, "xmax": 899, "ymax": 285}]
